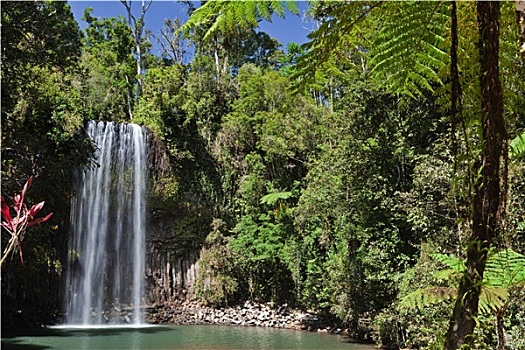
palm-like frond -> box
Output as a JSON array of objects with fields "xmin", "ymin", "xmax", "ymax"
[
  {"xmin": 260, "ymin": 191, "xmax": 292, "ymax": 206},
  {"xmin": 294, "ymin": 1, "xmax": 378, "ymax": 88},
  {"xmin": 510, "ymin": 132, "xmax": 525, "ymax": 160},
  {"xmin": 402, "ymin": 250, "xmax": 525, "ymax": 313},
  {"xmin": 179, "ymin": 1, "xmax": 299, "ymax": 41},
  {"xmin": 401, "ymin": 286, "xmax": 456, "ymax": 310},
  {"xmin": 484, "ymin": 249, "xmax": 525, "ymax": 288},
  {"xmin": 369, "ymin": 1, "xmax": 449, "ymax": 99},
  {"xmin": 479, "ymin": 286, "xmax": 509, "ymax": 314},
  {"xmin": 432, "ymin": 253, "xmax": 466, "ymax": 274}
]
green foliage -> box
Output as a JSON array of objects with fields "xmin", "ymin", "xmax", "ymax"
[
  {"xmin": 196, "ymin": 220, "xmax": 239, "ymax": 306},
  {"xmin": 134, "ymin": 64, "xmax": 186, "ymax": 135},
  {"xmin": 179, "ymin": 1, "xmax": 298, "ymax": 41},
  {"xmin": 80, "ymin": 8, "xmax": 135, "ymax": 121},
  {"xmin": 1, "ymin": 1, "xmax": 93, "ymax": 326},
  {"xmin": 401, "ymin": 250, "xmax": 525, "ymax": 313},
  {"xmin": 370, "ymin": 1, "xmax": 449, "ymax": 99},
  {"xmin": 229, "ymin": 212, "xmax": 296, "ymax": 303},
  {"xmin": 260, "ymin": 191, "xmax": 292, "ymax": 206},
  {"xmin": 510, "ymin": 132, "xmax": 525, "ymax": 160}
]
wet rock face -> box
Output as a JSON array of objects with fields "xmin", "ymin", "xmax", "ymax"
[
  {"xmin": 145, "ymin": 224, "xmax": 201, "ymax": 305},
  {"xmin": 146, "ymin": 300, "xmax": 342, "ymax": 334}
]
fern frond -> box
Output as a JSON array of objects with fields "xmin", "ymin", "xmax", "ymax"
[
  {"xmin": 434, "ymin": 268, "xmax": 459, "ymax": 282},
  {"xmin": 260, "ymin": 191, "xmax": 292, "ymax": 206},
  {"xmin": 484, "ymin": 249, "xmax": 525, "ymax": 288},
  {"xmin": 479, "ymin": 286, "xmax": 508, "ymax": 314},
  {"xmin": 431, "ymin": 253, "xmax": 466, "ymax": 274},
  {"xmin": 179, "ymin": 1, "xmax": 298, "ymax": 41},
  {"xmin": 256, "ymin": 2, "xmax": 271, "ymax": 20},
  {"xmin": 293, "ymin": 1, "xmax": 380, "ymax": 89},
  {"xmin": 407, "ymin": 250, "xmax": 524, "ymax": 315},
  {"xmin": 401, "ymin": 287, "xmax": 455, "ymax": 310},
  {"xmin": 370, "ymin": 1, "xmax": 449, "ymax": 98},
  {"xmin": 510, "ymin": 132, "xmax": 525, "ymax": 160}
]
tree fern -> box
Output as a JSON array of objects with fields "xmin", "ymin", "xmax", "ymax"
[
  {"xmin": 369, "ymin": 1, "xmax": 449, "ymax": 99},
  {"xmin": 484, "ymin": 249, "xmax": 525, "ymax": 288},
  {"xmin": 260, "ymin": 191, "xmax": 292, "ymax": 206},
  {"xmin": 401, "ymin": 286, "xmax": 456, "ymax": 310},
  {"xmin": 401, "ymin": 250, "xmax": 525, "ymax": 313},
  {"xmin": 294, "ymin": 1, "xmax": 378, "ymax": 88},
  {"xmin": 179, "ymin": 1, "xmax": 299, "ymax": 41}
]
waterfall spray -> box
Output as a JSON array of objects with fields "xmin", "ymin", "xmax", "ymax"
[{"xmin": 65, "ymin": 121, "xmax": 147, "ymax": 325}]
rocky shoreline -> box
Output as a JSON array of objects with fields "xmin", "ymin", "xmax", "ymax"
[
  {"xmin": 2, "ymin": 300, "xmax": 358, "ymax": 339},
  {"xmin": 146, "ymin": 300, "xmax": 349, "ymax": 335}
]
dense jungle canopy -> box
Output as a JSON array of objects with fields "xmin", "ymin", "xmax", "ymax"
[{"xmin": 1, "ymin": 1, "xmax": 525, "ymax": 349}]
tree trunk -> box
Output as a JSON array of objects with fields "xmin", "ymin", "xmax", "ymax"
[
  {"xmin": 444, "ymin": 1, "xmax": 506, "ymax": 349},
  {"xmin": 121, "ymin": 0, "xmax": 151, "ymax": 99},
  {"xmin": 136, "ymin": 40, "xmax": 143, "ymax": 97},
  {"xmin": 517, "ymin": 0, "xmax": 525, "ymax": 62},
  {"xmin": 497, "ymin": 309, "xmax": 506, "ymax": 350}
]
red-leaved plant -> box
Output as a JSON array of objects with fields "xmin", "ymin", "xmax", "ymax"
[{"xmin": 1, "ymin": 176, "xmax": 53, "ymax": 266}]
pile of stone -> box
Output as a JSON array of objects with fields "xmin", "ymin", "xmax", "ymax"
[{"xmin": 146, "ymin": 300, "xmax": 343, "ymax": 334}]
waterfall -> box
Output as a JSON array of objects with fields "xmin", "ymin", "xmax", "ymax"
[{"xmin": 65, "ymin": 121, "xmax": 147, "ymax": 325}]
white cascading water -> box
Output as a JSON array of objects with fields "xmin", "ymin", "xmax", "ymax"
[{"xmin": 65, "ymin": 121, "xmax": 147, "ymax": 325}]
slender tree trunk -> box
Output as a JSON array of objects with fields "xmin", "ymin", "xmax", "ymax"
[
  {"xmin": 121, "ymin": 0, "xmax": 152, "ymax": 98},
  {"xmin": 496, "ymin": 309, "xmax": 506, "ymax": 350},
  {"xmin": 136, "ymin": 40, "xmax": 142, "ymax": 96},
  {"xmin": 125, "ymin": 75, "xmax": 134, "ymax": 120},
  {"xmin": 444, "ymin": 1, "xmax": 506, "ymax": 349},
  {"xmin": 450, "ymin": 1, "xmax": 461, "ymax": 169},
  {"xmin": 517, "ymin": 0, "xmax": 525, "ymax": 62}
]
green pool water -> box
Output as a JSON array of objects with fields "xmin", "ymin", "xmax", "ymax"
[{"xmin": 1, "ymin": 324, "xmax": 376, "ymax": 350}]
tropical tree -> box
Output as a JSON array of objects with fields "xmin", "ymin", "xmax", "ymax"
[
  {"xmin": 80, "ymin": 8, "xmax": 136, "ymax": 120},
  {"xmin": 401, "ymin": 250, "xmax": 525, "ymax": 350},
  {"xmin": 182, "ymin": 1, "xmax": 523, "ymax": 348},
  {"xmin": 120, "ymin": 0, "xmax": 153, "ymax": 97},
  {"xmin": 298, "ymin": 2, "xmax": 515, "ymax": 348},
  {"xmin": 1, "ymin": 2, "xmax": 91, "ymax": 326}
]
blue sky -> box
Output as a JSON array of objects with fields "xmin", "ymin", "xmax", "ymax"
[{"xmin": 68, "ymin": 1, "xmax": 315, "ymax": 56}]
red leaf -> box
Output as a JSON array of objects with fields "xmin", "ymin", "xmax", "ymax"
[
  {"xmin": 1, "ymin": 196, "xmax": 14, "ymax": 231},
  {"xmin": 21, "ymin": 176, "xmax": 33, "ymax": 202},
  {"xmin": 15, "ymin": 177, "xmax": 33, "ymax": 214},
  {"xmin": 27, "ymin": 212, "xmax": 53, "ymax": 228},
  {"xmin": 1, "ymin": 221, "xmax": 14, "ymax": 232},
  {"xmin": 13, "ymin": 194, "xmax": 23, "ymax": 214},
  {"xmin": 28, "ymin": 201, "xmax": 45, "ymax": 217}
]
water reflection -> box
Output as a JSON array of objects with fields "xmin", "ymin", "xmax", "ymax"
[{"xmin": 2, "ymin": 325, "xmax": 375, "ymax": 350}]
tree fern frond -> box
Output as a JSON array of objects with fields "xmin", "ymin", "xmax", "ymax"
[
  {"xmin": 179, "ymin": 1, "xmax": 298, "ymax": 41},
  {"xmin": 261, "ymin": 191, "xmax": 292, "ymax": 206},
  {"xmin": 293, "ymin": 1, "xmax": 380, "ymax": 89},
  {"xmin": 256, "ymin": 2, "xmax": 271, "ymax": 21},
  {"xmin": 270, "ymin": 1, "xmax": 285, "ymax": 18},
  {"xmin": 510, "ymin": 132, "xmax": 525, "ymax": 159},
  {"xmin": 479, "ymin": 286, "xmax": 508, "ymax": 314},
  {"xmin": 285, "ymin": 0, "xmax": 299, "ymax": 16},
  {"xmin": 369, "ymin": 1, "xmax": 449, "ymax": 98},
  {"xmin": 484, "ymin": 249, "xmax": 525, "ymax": 288},
  {"xmin": 434, "ymin": 268, "xmax": 459, "ymax": 282},
  {"xmin": 401, "ymin": 287, "xmax": 456, "ymax": 310},
  {"xmin": 431, "ymin": 253, "xmax": 466, "ymax": 273}
]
